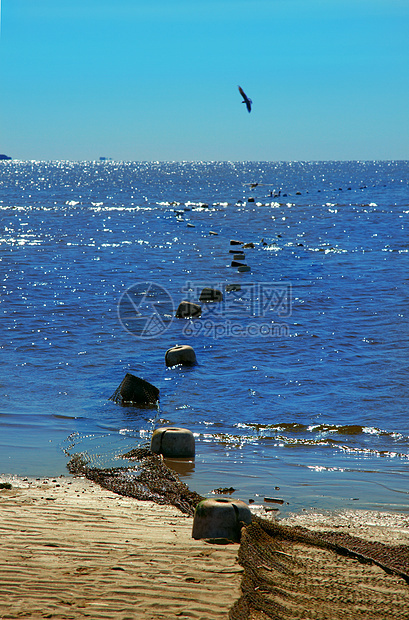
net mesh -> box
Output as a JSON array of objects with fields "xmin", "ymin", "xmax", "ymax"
[
  {"xmin": 109, "ymin": 373, "xmax": 159, "ymax": 406},
  {"xmin": 67, "ymin": 448, "xmax": 203, "ymax": 516},
  {"xmin": 229, "ymin": 517, "xmax": 409, "ymax": 620},
  {"xmin": 66, "ymin": 447, "xmax": 409, "ymax": 618}
]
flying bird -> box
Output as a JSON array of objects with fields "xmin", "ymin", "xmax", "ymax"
[{"xmin": 238, "ymin": 85, "xmax": 252, "ymax": 113}]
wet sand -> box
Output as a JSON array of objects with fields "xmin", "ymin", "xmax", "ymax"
[{"xmin": 280, "ymin": 508, "xmax": 409, "ymax": 545}]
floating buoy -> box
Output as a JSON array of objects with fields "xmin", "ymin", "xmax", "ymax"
[
  {"xmin": 192, "ymin": 498, "xmax": 252, "ymax": 542},
  {"xmin": 175, "ymin": 301, "xmax": 202, "ymax": 318},
  {"xmin": 165, "ymin": 344, "xmax": 197, "ymax": 367},
  {"xmin": 151, "ymin": 427, "xmax": 195, "ymax": 458},
  {"xmin": 225, "ymin": 284, "xmax": 241, "ymax": 292},
  {"xmin": 199, "ymin": 287, "xmax": 223, "ymax": 303}
]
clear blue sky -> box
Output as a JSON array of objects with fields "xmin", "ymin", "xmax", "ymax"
[{"xmin": 1, "ymin": 0, "xmax": 408, "ymax": 161}]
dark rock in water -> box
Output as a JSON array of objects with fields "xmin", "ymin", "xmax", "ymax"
[
  {"xmin": 0, "ymin": 154, "xmax": 12, "ymax": 160},
  {"xmin": 230, "ymin": 239, "xmax": 244, "ymax": 245},
  {"xmin": 231, "ymin": 260, "xmax": 246, "ymax": 267},
  {"xmin": 242, "ymin": 242, "xmax": 255, "ymax": 248},
  {"xmin": 109, "ymin": 373, "xmax": 159, "ymax": 406},
  {"xmin": 264, "ymin": 497, "xmax": 284, "ymax": 504},
  {"xmin": 199, "ymin": 287, "xmax": 223, "ymax": 303},
  {"xmin": 175, "ymin": 300, "xmax": 202, "ymax": 318},
  {"xmin": 212, "ymin": 486, "xmax": 236, "ymax": 495}
]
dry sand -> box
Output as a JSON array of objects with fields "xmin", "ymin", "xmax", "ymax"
[{"xmin": 0, "ymin": 475, "xmax": 242, "ymax": 620}]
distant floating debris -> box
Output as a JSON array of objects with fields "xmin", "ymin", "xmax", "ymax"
[
  {"xmin": 99, "ymin": 156, "xmax": 112, "ymax": 161},
  {"xmin": 0, "ymin": 154, "xmax": 12, "ymax": 160}
]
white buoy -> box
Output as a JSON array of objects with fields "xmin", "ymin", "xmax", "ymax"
[
  {"xmin": 165, "ymin": 344, "xmax": 197, "ymax": 367},
  {"xmin": 151, "ymin": 427, "xmax": 195, "ymax": 458},
  {"xmin": 192, "ymin": 498, "xmax": 252, "ymax": 542}
]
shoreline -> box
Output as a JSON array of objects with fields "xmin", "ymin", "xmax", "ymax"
[{"xmin": 1, "ymin": 474, "xmax": 408, "ymax": 619}]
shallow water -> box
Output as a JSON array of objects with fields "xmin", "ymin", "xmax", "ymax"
[{"xmin": 1, "ymin": 160, "xmax": 408, "ymax": 516}]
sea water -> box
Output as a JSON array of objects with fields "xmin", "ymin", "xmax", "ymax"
[{"xmin": 1, "ymin": 160, "xmax": 408, "ymax": 516}]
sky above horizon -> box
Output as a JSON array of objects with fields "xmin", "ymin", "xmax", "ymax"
[{"xmin": 0, "ymin": 0, "xmax": 408, "ymax": 161}]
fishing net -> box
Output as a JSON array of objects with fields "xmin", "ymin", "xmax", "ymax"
[
  {"xmin": 67, "ymin": 447, "xmax": 203, "ymax": 516},
  {"xmin": 109, "ymin": 373, "xmax": 159, "ymax": 406},
  {"xmin": 229, "ymin": 517, "xmax": 409, "ymax": 620},
  {"xmin": 66, "ymin": 440, "xmax": 409, "ymax": 618}
]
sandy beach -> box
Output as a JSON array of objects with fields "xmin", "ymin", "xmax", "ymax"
[
  {"xmin": 1, "ymin": 474, "xmax": 408, "ymax": 620},
  {"xmin": 0, "ymin": 475, "xmax": 242, "ymax": 620}
]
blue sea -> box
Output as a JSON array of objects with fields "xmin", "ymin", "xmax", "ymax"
[{"xmin": 1, "ymin": 160, "xmax": 408, "ymax": 516}]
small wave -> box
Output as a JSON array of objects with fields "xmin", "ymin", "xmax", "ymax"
[{"xmin": 227, "ymin": 422, "xmax": 409, "ymax": 459}]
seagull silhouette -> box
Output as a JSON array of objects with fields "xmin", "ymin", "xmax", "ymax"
[{"xmin": 238, "ymin": 85, "xmax": 252, "ymax": 113}]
